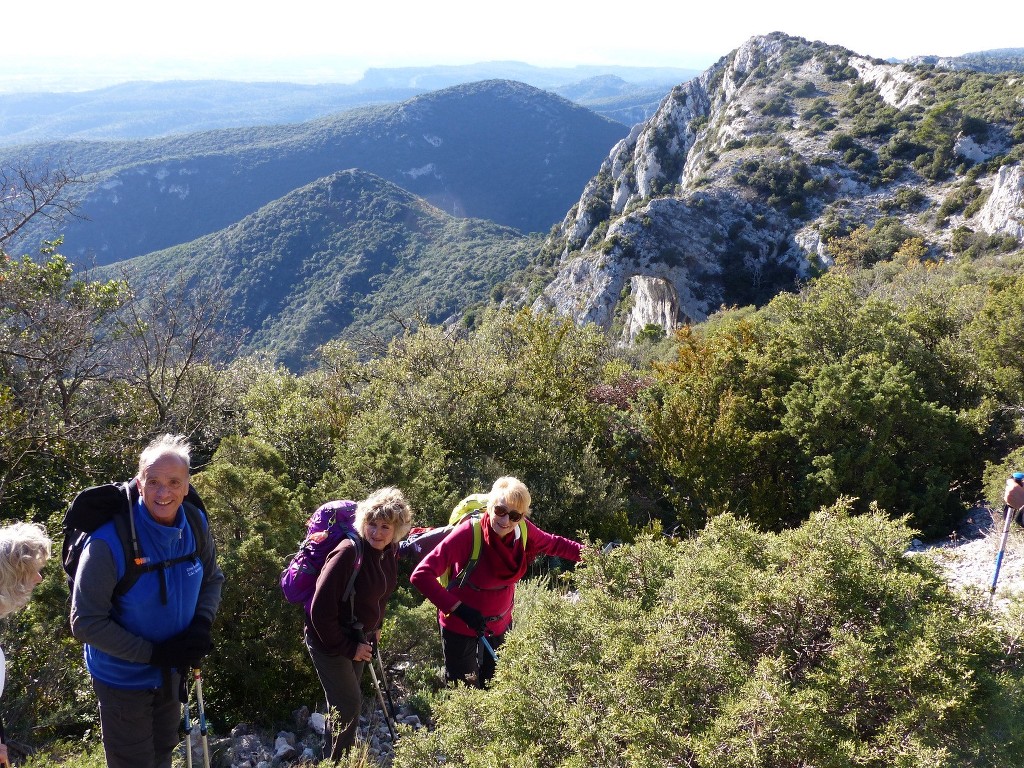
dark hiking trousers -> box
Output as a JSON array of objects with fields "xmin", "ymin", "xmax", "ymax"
[
  {"xmin": 93, "ymin": 674, "xmax": 181, "ymax": 768},
  {"xmin": 307, "ymin": 640, "xmax": 366, "ymax": 761},
  {"xmin": 441, "ymin": 626, "xmax": 504, "ymax": 688}
]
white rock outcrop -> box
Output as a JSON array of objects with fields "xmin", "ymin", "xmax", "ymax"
[
  {"xmin": 849, "ymin": 57, "xmax": 924, "ymax": 109},
  {"xmin": 979, "ymin": 164, "xmax": 1024, "ymax": 240},
  {"xmin": 623, "ymin": 276, "xmax": 680, "ymax": 342}
]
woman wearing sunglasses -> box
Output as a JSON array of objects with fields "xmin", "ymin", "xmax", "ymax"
[{"xmin": 410, "ymin": 476, "xmax": 583, "ymax": 687}]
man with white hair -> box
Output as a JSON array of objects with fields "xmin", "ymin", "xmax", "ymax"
[{"xmin": 70, "ymin": 434, "xmax": 224, "ymax": 768}]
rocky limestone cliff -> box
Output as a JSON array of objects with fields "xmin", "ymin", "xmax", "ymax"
[
  {"xmin": 979, "ymin": 164, "xmax": 1024, "ymax": 240},
  {"xmin": 533, "ymin": 33, "xmax": 1024, "ymax": 337}
]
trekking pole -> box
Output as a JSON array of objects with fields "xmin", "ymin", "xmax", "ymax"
[
  {"xmin": 374, "ymin": 642, "xmax": 399, "ymax": 722},
  {"xmin": 182, "ymin": 673, "xmax": 194, "ymax": 768},
  {"xmin": 193, "ymin": 668, "xmax": 212, "ymax": 768},
  {"xmin": 990, "ymin": 472, "xmax": 1024, "ymax": 606},
  {"xmin": 479, "ymin": 633, "xmax": 498, "ymax": 662},
  {"xmin": 366, "ymin": 652, "xmax": 398, "ymax": 743}
]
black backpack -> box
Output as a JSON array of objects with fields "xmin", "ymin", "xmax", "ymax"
[{"xmin": 62, "ymin": 478, "xmax": 211, "ymax": 603}]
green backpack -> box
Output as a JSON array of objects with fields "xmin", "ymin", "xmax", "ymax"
[{"xmin": 399, "ymin": 493, "xmax": 528, "ymax": 588}]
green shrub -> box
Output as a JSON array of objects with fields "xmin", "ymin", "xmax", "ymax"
[
  {"xmin": 938, "ymin": 182, "xmax": 983, "ymax": 220},
  {"xmin": 879, "ymin": 186, "xmax": 926, "ymax": 213},
  {"xmin": 20, "ymin": 739, "xmax": 108, "ymax": 768},
  {"xmin": 393, "ymin": 504, "xmax": 1024, "ymax": 768},
  {"xmin": 732, "ymin": 157, "xmax": 822, "ymax": 215}
]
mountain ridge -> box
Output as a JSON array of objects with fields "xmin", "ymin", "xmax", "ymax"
[
  {"xmin": 0, "ymin": 61, "xmax": 700, "ymax": 145},
  {"xmin": 4, "ymin": 79, "xmax": 627, "ymax": 265},
  {"xmin": 108, "ymin": 168, "xmax": 540, "ymax": 369},
  {"xmin": 532, "ymin": 32, "xmax": 1024, "ymax": 340}
]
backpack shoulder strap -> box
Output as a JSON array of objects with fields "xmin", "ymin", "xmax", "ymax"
[
  {"xmin": 448, "ymin": 517, "xmax": 528, "ymax": 590},
  {"xmin": 112, "ymin": 482, "xmax": 144, "ymax": 597},
  {"xmin": 449, "ymin": 517, "xmax": 485, "ymax": 590},
  {"xmin": 181, "ymin": 500, "xmax": 211, "ymax": 563},
  {"xmin": 113, "ymin": 486, "xmax": 210, "ymax": 598},
  {"xmin": 340, "ymin": 533, "xmax": 364, "ymax": 626}
]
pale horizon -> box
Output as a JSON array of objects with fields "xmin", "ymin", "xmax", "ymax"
[{"xmin": 4, "ymin": 0, "xmax": 1020, "ymax": 93}]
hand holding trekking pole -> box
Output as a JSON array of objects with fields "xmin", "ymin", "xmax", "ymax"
[
  {"xmin": 354, "ymin": 641, "xmax": 374, "ymax": 662},
  {"xmin": 990, "ymin": 473, "xmax": 1024, "ymax": 605},
  {"xmin": 1006, "ymin": 473, "xmax": 1024, "ymax": 513},
  {"xmin": 453, "ymin": 603, "xmax": 487, "ymax": 635},
  {"xmin": 361, "ymin": 632, "xmax": 398, "ymax": 743}
]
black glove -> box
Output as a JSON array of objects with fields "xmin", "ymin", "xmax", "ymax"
[
  {"xmin": 149, "ymin": 617, "xmax": 213, "ymax": 669},
  {"xmin": 149, "ymin": 636, "xmax": 192, "ymax": 669},
  {"xmin": 453, "ymin": 603, "xmax": 487, "ymax": 635},
  {"xmin": 181, "ymin": 616, "xmax": 213, "ymax": 661}
]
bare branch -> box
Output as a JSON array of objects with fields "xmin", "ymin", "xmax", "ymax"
[
  {"xmin": 114, "ymin": 268, "xmax": 242, "ymax": 433},
  {"xmin": 0, "ymin": 158, "xmax": 84, "ymax": 250}
]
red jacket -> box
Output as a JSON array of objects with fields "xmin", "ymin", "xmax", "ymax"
[{"xmin": 410, "ymin": 514, "xmax": 582, "ymax": 637}]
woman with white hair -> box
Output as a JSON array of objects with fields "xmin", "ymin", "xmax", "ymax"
[{"xmin": 0, "ymin": 521, "xmax": 52, "ymax": 765}]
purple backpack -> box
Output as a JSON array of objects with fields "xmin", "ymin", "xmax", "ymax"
[{"xmin": 280, "ymin": 500, "xmax": 362, "ymax": 615}]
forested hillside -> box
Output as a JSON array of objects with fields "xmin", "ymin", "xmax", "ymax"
[
  {"xmin": 2, "ymin": 80, "xmax": 627, "ymax": 265},
  {"xmin": 108, "ymin": 169, "xmax": 541, "ymax": 369}
]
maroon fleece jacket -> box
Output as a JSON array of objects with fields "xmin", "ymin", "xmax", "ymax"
[{"xmin": 305, "ymin": 537, "xmax": 397, "ymax": 658}]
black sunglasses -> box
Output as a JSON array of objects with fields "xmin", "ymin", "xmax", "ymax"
[{"xmin": 492, "ymin": 504, "xmax": 523, "ymax": 523}]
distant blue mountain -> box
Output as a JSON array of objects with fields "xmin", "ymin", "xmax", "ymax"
[
  {"xmin": 0, "ymin": 62, "xmax": 698, "ymax": 145},
  {"xmin": 3, "ymin": 80, "xmax": 629, "ymax": 264}
]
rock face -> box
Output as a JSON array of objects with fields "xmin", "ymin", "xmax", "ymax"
[
  {"xmin": 623, "ymin": 275, "xmax": 680, "ymax": 341},
  {"xmin": 534, "ymin": 33, "xmax": 1024, "ymax": 337},
  {"xmin": 979, "ymin": 164, "xmax": 1024, "ymax": 240}
]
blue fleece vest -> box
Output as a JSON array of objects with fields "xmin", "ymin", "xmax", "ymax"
[{"xmin": 84, "ymin": 499, "xmax": 205, "ymax": 689}]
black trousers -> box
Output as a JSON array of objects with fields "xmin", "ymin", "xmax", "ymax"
[
  {"xmin": 441, "ymin": 627, "xmax": 504, "ymax": 688},
  {"xmin": 93, "ymin": 674, "xmax": 181, "ymax": 768}
]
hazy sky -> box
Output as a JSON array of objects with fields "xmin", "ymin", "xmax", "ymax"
[{"xmin": 5, "ymin": 0, "xmax": 1021, "ymax": 89}]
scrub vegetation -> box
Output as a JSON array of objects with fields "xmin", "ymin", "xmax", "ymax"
[{"xmin": 3, "ymin": 237, "xmax": 1024, "ymax": 766}]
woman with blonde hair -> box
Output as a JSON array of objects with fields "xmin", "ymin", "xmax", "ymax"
[
  {"xmin": 0, "ymin": 521, "xmax": 52, "ymax": 765},
  {"xmin": 305, "ymin": 487, "xmax": 413, "ymax": 761},
  {"xmin": 411, "ymin": 476, "xmax": 584, "ymax": 688}
]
